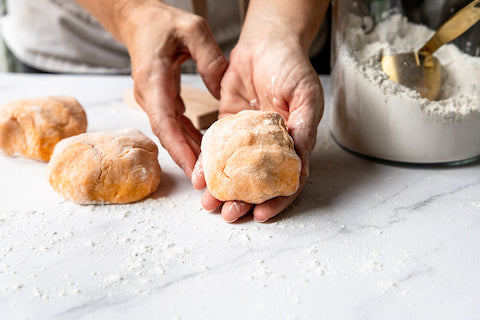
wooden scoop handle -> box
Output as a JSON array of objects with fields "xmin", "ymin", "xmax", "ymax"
[{"xmin": 420, "ymin": 0, "xmax": 480, "ymax": 54}]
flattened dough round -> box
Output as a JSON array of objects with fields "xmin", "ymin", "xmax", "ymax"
[
  {"xmin": 47, "ymin": 129, "xmax": 161, "ymax": 204},
  {"xmin": 0, "ymin": 96, "xmax": 87, "ymax": 161},
  {"xmin": 202, "ymin": 110, "xmax": 301, "ymax": 204}
]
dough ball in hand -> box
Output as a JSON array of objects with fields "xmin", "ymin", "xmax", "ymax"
[
  {"xmin": 0, "ymin": 96, "xmax": 87, "ymax": 161},
  {"xmin": 201, "ymin": 110, "xmax": 301, "ymax": 204},
  {"xmin": 47, "ymin": 129, "xmax": 161, "ymax": 204}
]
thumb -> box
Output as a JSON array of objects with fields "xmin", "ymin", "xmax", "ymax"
[{"xmin": 287, "ymin": 106, "xmax": 322, "ymax": 177}]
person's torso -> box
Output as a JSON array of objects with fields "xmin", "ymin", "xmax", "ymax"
[{"xmin": 1, "ymin": 0, "xmax": 325, "ymax": 73}]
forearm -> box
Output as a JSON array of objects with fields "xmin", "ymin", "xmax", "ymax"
[{"xmin": 241, "ymin": 0, "xmax": 329, "ymax": 52}]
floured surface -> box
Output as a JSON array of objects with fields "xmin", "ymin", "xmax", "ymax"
[{"xmin": 1, "ymin": 74, "xmax": 480, "ymax": 320}]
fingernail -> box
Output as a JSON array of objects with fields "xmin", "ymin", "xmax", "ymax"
[
  {"xmin": 302, "ymin": 155, "xmax": 310, "ymax": 177},
  {"xmin": 304, "ymin": 164, "xmax": 310, "ymax": 177},
  {"xmin": 254, "ymin": 216, "xmax": 269, "ymax": 223},
  {"xmin": 191, "ymin": 174, "xmax": 203, "ymax": 190},
  {"xmin": 225, "ymin": 217, "xmax": 239, "ymax": 223}
]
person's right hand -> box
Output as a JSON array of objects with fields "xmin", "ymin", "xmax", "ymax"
[{"xmin": 115, "ymin": 0, "xmax": 228, "ymax": 178}]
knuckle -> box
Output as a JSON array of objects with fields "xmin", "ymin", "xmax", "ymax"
[
  {"xmin": 204, "ymin": 54, "xmax": 227, "ymax": 74},
  {"xmin": 184, "ymin": 14, "xmax": 208, "ymax": 34}
]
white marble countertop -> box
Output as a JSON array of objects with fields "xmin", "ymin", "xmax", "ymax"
[{"xmin": 0, "ymin": 73, "xmax": 479, "ymax": 320}]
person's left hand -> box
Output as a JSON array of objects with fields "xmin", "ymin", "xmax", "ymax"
[{"xmin": 192, "ymin": 28, "xmax": 324, "ymax": 222}]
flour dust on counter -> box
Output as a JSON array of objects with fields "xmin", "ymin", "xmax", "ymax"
[
  {"xmin": 1, "ymin": 74, "xmax": 480, "ymax": 319},
  {"xmin": 0, "ymin": 194, "xmax": 345, "ymax": 319}
]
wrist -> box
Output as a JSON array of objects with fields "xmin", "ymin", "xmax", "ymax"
[
  {"xmin": 240, "ymin": 0, "xmax": 328, "ymax": 54},
  {"xmin": 73, "ymin": 0, "xmax": 151, "ymax": 43},
  {"xmin": 112, "ymin": 0, "xmax": 147, "ymax": 44},
  {"xmin": 112, "ymin": 0, "xmax": 169, "ymax": 44},
  {"xmin": 239, "ymin": 19, "xmax": 306, "ymax": 55}
]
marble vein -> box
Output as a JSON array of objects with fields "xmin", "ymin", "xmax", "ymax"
[
  {"xmin": 1, "ymin": 74, "xmax": 479, "ymax": 319},
  {"xmin": 395, "ymin": 179, "xmax": 480, "ymax": 212}
]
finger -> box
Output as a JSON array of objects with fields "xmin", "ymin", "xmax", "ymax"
[
  {"xmin": 181, "ymin": 114, "xmax": 203, "ymax": 148},
  {"xmin": 167, "ymin": 69, "xmax": 202, "ymax": 172},
  {"xmin": 134, "ymin": 71, "xmax": 198, "ymax": 178},
  {"xmin": 179, "ymin": 115, "xmax": 201, "ymax": 158},
  {"xmin": 253, "ymin": 196, "xmax": 295, "ymax": 223},
  {"xmin": 201, "ymin": 189, "xmax": 223, "ymax": 211},
  {"xmin": 152, "ymin": 113, "xmax": 198, "ymax": 179},
  {"xmin": 287, "ymin": 80, "xmax": 324, "ymax": 177},
  {"xmin": 182, "ymin": 16, "xmax": 228, "ymax": 99},
  {"xmin": 221, "ymin": 201, "xmax": 253, "ymax": 223},
  {"xmin": 288, "ymin": 117, "xmax": 317, "ymax": 177},
  {"xmin": 253, "ymin": 175, "xmax": 306, "ymax": 222},
  {"xmin": 191, "ymin": 153, "xmax": 206, "ymax": 190}
]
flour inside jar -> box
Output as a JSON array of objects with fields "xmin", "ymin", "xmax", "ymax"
[{"xmin": 330, "ymin": 14, "xmax": 480, "ymax": 163}]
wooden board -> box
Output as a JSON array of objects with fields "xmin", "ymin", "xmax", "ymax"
[{"xmin": 122, "ymin": 84, "xmax": 219, "ymax": 130}]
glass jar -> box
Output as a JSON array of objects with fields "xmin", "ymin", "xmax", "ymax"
[{"xmin": 330, "ymin": 0, "xmax": 480, "ymax": 164}]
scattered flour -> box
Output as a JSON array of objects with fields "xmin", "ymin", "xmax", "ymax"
[
  {"xmin": 0, "ymin": 197, "xmax": 328, "ymax": 305},
  {"xmin": 331, "ymin": 14, "xmax": 480, "ymax": 163}
]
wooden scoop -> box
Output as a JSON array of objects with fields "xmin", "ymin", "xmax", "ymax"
[{"xmin": 381, "ymin": 0, "xmax": 480, "ymax": 101}]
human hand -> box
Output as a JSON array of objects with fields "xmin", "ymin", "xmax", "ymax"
[
  {"xmin": 117, "ymin": 0, "xmax": 227, "ymax": 178},
  {"xmin": 192, "ymin": 25, "xmax": 324, "ymax": 222}
]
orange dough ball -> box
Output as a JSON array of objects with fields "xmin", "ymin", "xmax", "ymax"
[
  {"xmin": 47, "ymin": 129, "xmax": 161, "ymax": 204},
  {"xmin": 0, "ymin": 96, "xmax": 87, "ymax": 161},
  {"xmin": 201, "ymin": 110, "xmax": 301, "ymax": 204}
]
